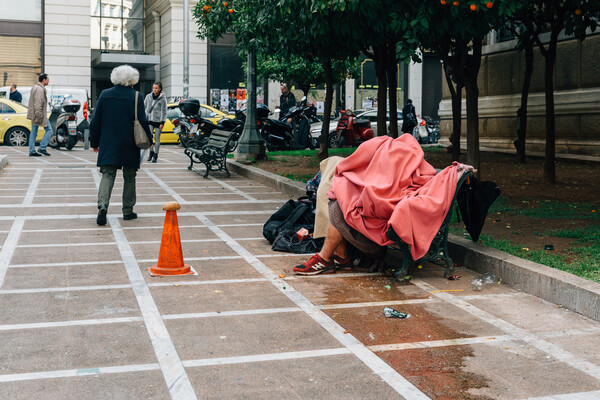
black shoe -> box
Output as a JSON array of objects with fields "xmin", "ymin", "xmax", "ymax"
[
  {"xmin": 123, "ymin": 212, "xmax": 137, "ymax": 221},
  {"xmin": 29, "ymin": 152, "xmax": 42, "ymax": 157},
  {"xmin": 147, "ymin": 150, "xmax": 154, "ymax": 162},
  {"xmin": 38, "ymin": 149, "xmax": 51, "ymax": 156},
  {"xmin": 152, "ymin": 153, "xmax": 158, "ymax": 163},
  {"xmin": 97, "ymin": 204, "xmax": 108, "ymax": 226}
]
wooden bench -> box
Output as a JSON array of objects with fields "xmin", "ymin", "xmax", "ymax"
[
  {"xmin": 184, "ymin": 130, "xmax": 240, "ymax": 178},
  {"xmin": 386, "ymin": 170, "xmax": 473, "ymax": 281}
]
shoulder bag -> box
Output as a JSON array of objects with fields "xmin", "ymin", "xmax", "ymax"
[{"xmin": 134, "ymin": 91, "xmax": 151, "ymax": 149}]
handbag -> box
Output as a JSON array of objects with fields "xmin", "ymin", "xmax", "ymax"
[{"xmin": 133, "ymin": 91, "xmax": 151, "ymax": 149}]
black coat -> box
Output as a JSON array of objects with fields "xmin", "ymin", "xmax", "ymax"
[
  {"xmin": 9, "ymin": 90, "xmax": 22, "ymax": 103},
  {"xmin": 90, "ymin": 85, "xmax": 151, "ymax": 170}
]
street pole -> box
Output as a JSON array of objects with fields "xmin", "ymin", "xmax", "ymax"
[
  {"xmin": 183, "ymin": 0, "xmax": 190, "ymax": 98},
  {"xmin": 235, "ymin": 51, "xmax": 265, "ymax": 161}
]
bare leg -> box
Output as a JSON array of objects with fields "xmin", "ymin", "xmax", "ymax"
[{"xmin": 319, "ymin": 224, "xmax": 347, "ymax": 261}]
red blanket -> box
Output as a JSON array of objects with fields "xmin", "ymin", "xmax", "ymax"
[{"xmin": 328, "ymin": 135, "xmax": 460, "ymax": 260}]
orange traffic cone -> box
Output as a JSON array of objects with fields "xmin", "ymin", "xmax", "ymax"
[{"xmin": 148, "ymin": 201, "xmax": 195, "ymax": 276}]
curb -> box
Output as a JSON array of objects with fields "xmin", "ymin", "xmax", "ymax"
[
  {"xmin": 228, "ymin": 158, "xmax": 600, "ymax": 322},
  {"xmin": 448, "ymin": 236, "xmax": 600, "ymax": 322},
  {"xmin": 0, "ymin": 155, "xmax": 8, "ymax": 171}
]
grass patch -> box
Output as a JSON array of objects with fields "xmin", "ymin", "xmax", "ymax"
[{"xmin": 449, "ymin": 224, "xmax": 600, "ymax": 283}]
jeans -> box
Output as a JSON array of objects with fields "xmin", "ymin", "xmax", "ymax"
[
  {"xmin": 97, "ymin": 166, "xmax": 137, "ymax": 215},
  {"xmin": 151, "ymin": 125, "xmax": 162, "ymax": 155},
  {"xmin": 29, "ymin": 123, "xmax": 53, "ymax": 154}
]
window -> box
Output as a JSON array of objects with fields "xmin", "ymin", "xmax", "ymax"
[
  {"xmin": 0, "ymin": 0, "xmax": 42, "ymax": 21},
  {"xmin": 0, "ymin": 36, "xmax": 42, "ymax": 88},
  {"xmin": 167, "ymin": 107, "xmax": 182, "ymax": 120},
  {"xmin": 0, "ymin": 103, "xmax": 16, "ymax": 114},
  {"xmin": 91, "ymin": 0, "xmax": 143, "ymax": 51}
]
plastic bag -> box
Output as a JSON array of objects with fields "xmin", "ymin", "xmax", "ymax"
[{"xmin": 271, "ymin": 230, "xmax": 324, "ymax": 254}]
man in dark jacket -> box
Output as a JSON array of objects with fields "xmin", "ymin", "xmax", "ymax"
[
  {"xmin": 90, "ymin": 65, "xmax": 151, "ymax": 225},
  {"xmin": 9, "ymin": 84, "xmax": 22, "ymax": 103},
  {"xmin": 401, "ymin": 99, "xmax": 417, "ymax": 134},
  {"xmin": 279, "ymin": 83, "xmax": 296, "ymax": 122}
]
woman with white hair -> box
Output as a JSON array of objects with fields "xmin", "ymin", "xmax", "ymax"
[{"xmin": 90, "ymin": 64, "xmax": 152, "ymax": 226}]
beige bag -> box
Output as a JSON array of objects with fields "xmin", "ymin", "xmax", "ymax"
[{"xmin": 133, "ymin": 91, "xmax": 151, "ymax": 149}]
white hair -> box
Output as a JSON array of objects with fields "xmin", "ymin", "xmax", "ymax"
[{"xmin": 110, "ymin": 65, "xmax": 140, "ymax": 87}]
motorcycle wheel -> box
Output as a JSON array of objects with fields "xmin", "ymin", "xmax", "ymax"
[
  {"xmin": 328, "ymin": 133, "xmax": 341, "ymax": 149},
  {"xmin": 66, "ymin": 135, "xmax": 78, "ymax": 150},
  {"xmin": 48, "ymin": 134, "xmax": 60, "ymax": 149}
]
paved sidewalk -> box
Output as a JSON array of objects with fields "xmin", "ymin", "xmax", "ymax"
[{"xmin": 0, "ymin": 145, "xmax": 599, "ymax": 399}]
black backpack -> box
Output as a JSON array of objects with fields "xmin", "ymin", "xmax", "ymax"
[{"xmin": 263, "ymin": 199, "xmax": 315, "ymax": 244}]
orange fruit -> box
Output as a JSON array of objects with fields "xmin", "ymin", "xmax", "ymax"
[
  {"xmin": 453, "ymin": 1, "xmax": 459, "ymax": 5},
  {"xmin": 223, "ymin": 1, "xmax": 228, "ymax": 5},
  {"xmin": 441, "ymin": 0, "xmax": 447, "ymax": 4},
  {"xmin": 228, "ymin": 8, "xmax": 233, "ymax": 13},
  {"xmin": 486, "ymin": 1, "xmax": 493, "ymax": 8},
  {"xmin": 575, "ymin": 8, "xmax": 582, "ymax": 15},
  {"xmin": 470, "ymin": 4, "xmax": 477, "ymax": 10},
  {"xmin": 203, "ymin": 5, "xmax": 209, "ymax": 10}
]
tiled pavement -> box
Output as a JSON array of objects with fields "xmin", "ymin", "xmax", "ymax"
[{"xmin": 0, "ymin": 145, "xmax": 599, "ymax": 399}]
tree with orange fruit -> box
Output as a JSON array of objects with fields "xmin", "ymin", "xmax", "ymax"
[{"xmin": 416, "ymin": 0, "xmax": 526, "ymax": 177}]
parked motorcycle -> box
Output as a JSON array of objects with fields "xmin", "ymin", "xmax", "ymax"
[
  {"xmin": 328, "ymin": 109, "xmax": 374, "ymax": 148},
  {"xmin": 48, "ymin": 96, "xmax": 81, "ymax": 150},
  {"xmin": 423, "ymin": 116, "xmax": 441, "ymax": 144},
  {"xmin": 258, "ymin": 102, "xmax": 317, "ymax": 151}
]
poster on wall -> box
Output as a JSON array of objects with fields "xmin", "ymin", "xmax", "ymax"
[
  {"xmin": 220, "ymin": 89, "xmax": 229, "ymax": 111},
  {"xmin": 228, "ymin": 89, "xmax": 237, "ymax": 112},
  {"xmin": 257, "ymin": 86, "xmax": 264, "ymax": 104},
  {"xmin": 210, "ymin": 89, "xmax": 220, "ymax": 109},
  {"xmin": 316, "ymin": 102, "xmax": 324, "ymax": 114},
  {"xmin": 236, "ymin": 88, "xmax": 247, "ymax": 111}
]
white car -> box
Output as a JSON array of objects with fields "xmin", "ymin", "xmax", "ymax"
[{"xmin": 310, "ymin": 108, "xmax": 429, "ymax": 143}]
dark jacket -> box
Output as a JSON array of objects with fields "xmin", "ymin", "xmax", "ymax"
[
  {"xmin": 401, "ymin": 103, "xmax": 416, "ymax": 133},
  {"xmin": 9, "ymin": 90, "xmax": 22, "ymax": 103},
  {"xmin": 279, "ymin": 92, "xmax": 296, "ymax": 120},
  {"xmin": 90, "ymin": 85, "xmax": 151, "ymax": 170}
]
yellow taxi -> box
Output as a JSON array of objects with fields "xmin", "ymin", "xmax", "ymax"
[
  {"xmin": 0, "ymin": 98, "xmax": 46, "ymax": 146},
  {"xmin": 160, "ymin": 103, "xmax": 234, "ymax": 143}
]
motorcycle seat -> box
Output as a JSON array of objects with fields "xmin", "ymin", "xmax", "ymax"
[{"xmin": 354, "ymin": 118, "xmax": 371, "ymax": 127}]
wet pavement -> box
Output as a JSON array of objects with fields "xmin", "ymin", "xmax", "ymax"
[{"xmin": 0, "ymin": 145, "xmax": 599, "ymax": 399}]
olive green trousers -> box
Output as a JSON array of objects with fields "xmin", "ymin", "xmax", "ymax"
[{"xmin": 97, "ymin": 166, "xmax": 137, "ymax": 215}]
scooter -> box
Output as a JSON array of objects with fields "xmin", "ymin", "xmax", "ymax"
[
  {"xmin": 48, "ymin": 96, "xmax": 81, "ymax": 150},
  {"xmin": 258, "ymin": 103, "xmax": 317, "ymax": 151},
  {"xmin": 328, "ymin": 109, "xmax": 374, "ymax": 148}
]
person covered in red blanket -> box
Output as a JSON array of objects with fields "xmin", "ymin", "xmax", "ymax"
[{"xmin": 293, "ymin": 134, "xmax": 474, "ymax": 275}]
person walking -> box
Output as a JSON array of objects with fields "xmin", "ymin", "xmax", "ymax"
[
  {"xmin": 26, "ymin": 73, "xmax": 53, "ymax": 156},
  {"xmin": 401, "ymin": 99, "xmax": 417, "ymax": 134},
  {"xmin": 90, "ymin": 65, "xmax": 152, "ymax": 226},
  {"xmin": 9, "ymin": 83, "xmax": 22, "ymax": 103},
  {"xmin": 144, "ymin": 82, "xmax": 167, "ymax": 163}
]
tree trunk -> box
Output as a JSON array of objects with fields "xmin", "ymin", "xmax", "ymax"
[
  {"xmin": 443, "ymin": 63, "xmax": 463, "ymax": 162},
  {"xmin": 373, "ymin": 46, "xmax": 388, "ymax": 136},
  {"xmin": 543, "ymin": 41, "xmax": 557, "ymax": 183},
  {"xmin": 464, "ymin": 38, "xmax": 482, "ymax": 177},
  {"xmin": 515, "ymin": 38, "xmax": 533, "ymax": 163},
  {"xmin": 318, "ymin": 60, "xmax": 334, "ymax": 161},
  {"xmin": 387, "ymin": 52, "xmax": 399, "ymax": 138}
]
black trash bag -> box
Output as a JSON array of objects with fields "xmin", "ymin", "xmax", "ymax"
[
  {"xmin": 263, "ymin": 199, "xmax": 315, "ymax": 244},
  {"xmin": 271, "ymin": 229, "xmax": 324, "ymax": 254},
  {"xmin": 457, "ymin": 176, "xmax": 501, "ymax": 242}
]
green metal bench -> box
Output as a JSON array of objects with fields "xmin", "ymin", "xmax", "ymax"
[
  {"xmin": 387, "ymin": 170, "xmax": 473, "ymax": 281},
  {"xmin": 184, "ymin": 130, "xmax": 240, "ymax": 178}
]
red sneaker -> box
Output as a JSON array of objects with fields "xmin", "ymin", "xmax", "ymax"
[
  {"xmin": 293, "ymin": 253, "xmax": 335, "ymax": 275},
  {"xmin": 334, "ymin": 254, "xmax": 354, "ymax": 271}
]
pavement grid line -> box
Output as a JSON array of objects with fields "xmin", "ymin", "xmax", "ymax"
[{"xmin": 196, "ymin": 213, "xmax": 431, "ymax": 400}]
